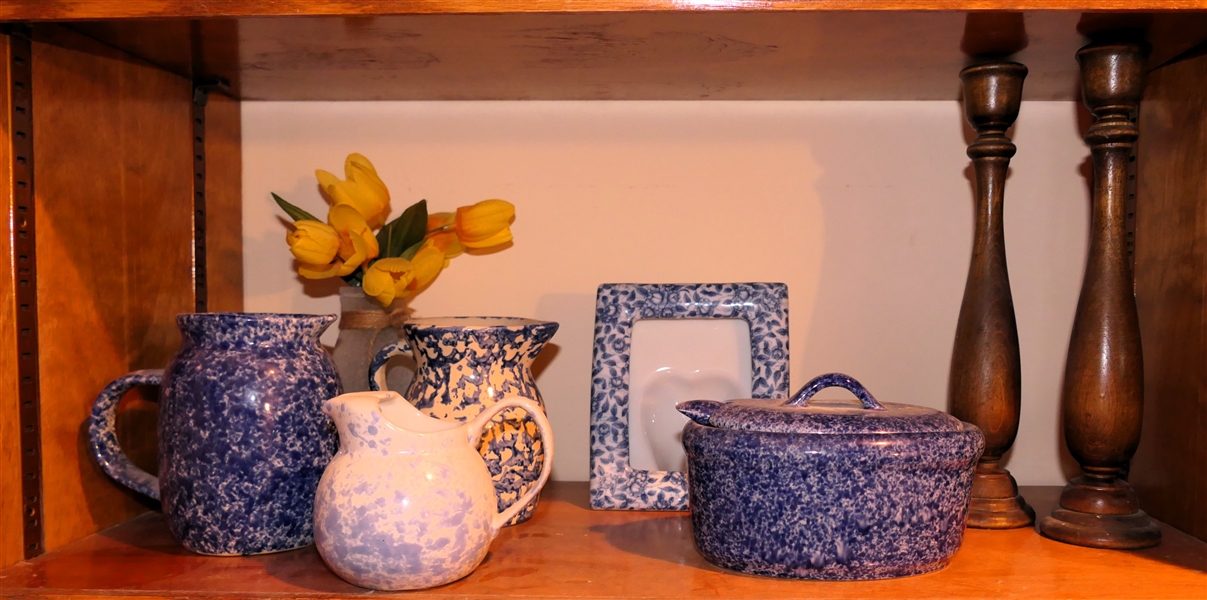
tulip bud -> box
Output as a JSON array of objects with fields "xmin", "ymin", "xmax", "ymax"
[
  {"xmin": 454, "ymin": 200, "xmax": 515, "ymax": 249},
  {"xmin": 287, "ymin": 220, "xmax": 340, "ymax": 265}
]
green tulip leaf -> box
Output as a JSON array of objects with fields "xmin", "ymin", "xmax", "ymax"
[
  {"xmin": 377, "ymin": 199, "xmax": 428, "ymax": 259},
  {"xmin": 400, "ymin": 240, "xmax": 425, "ymax": 260},
  {"xmin": 273, "ymin": 193, "xmax": 320, "ymax": 222}
]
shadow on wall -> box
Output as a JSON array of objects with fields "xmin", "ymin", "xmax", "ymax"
[
  {"xmin": 938, "ymin": 96, "xmax": 1086, "ymax": 484},
  {"xmin": 1054, "ymin": 100, "xmax": 1095, "ymax": 482},
  {"xmin": 795, "ymin": 103, "xmax": 970, "ymax": 410},
  {"xmin": 796, "ymin": 101, "xmax": 1090, "ymax": 488},
  {"xmin": 533, "ymin": 292, "xmax": 595, "ymax": 482},
  {"xmin": 244, "ymin": 177, "xmax": 349, "ymax": 304}
]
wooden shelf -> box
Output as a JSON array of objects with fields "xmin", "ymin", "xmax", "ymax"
[
  {"xmin": 13, "ymin": 10, "xmax": 1207, "ymax": 101},
  {"xmin": 2, "ymin": 1, "xmax": 1205, "ymax": 21},
  {"xmin": 2, "ymin": 483, "xmax": 1204, "ymax": 599}
]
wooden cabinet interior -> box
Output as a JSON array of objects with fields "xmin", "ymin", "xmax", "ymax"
[
  {"xmin": 1131, "ymin": 47, "xmax": 1207, "ymax": 544},
  {"xmin": 30, "ymin": 26, "xmax": 196, "ymax": 552},
  {"xmin": 54, "ymin": 11, "xmax": 1207, "ymax": 101},
  {"xmin": 3, "ymin": 483, "xmax": 1206, "ymax": 600},
  {"xmin": 0, "ymin": 0, "xmax": 1205, "ymax": 19},
  {"xmin": 196, "ymin": 92, "xmax": 243, "ymax": 314},
  {"xmin": 0, "ymin": 32, "xmax": 28, "ymax": 569},
  {"xmin": 0, "ymin": 0, "xmax": 1205, "ymax": 572},
  {"xmin": 0, "ymin": 25, "xmax": 243, "ymax": 566}
]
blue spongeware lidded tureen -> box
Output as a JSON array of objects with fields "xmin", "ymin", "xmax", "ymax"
[{"xmin": 678, "ymin": 373, "xmax": 984, "ymax": 580}]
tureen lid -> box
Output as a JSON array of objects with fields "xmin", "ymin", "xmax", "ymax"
[{"xmin": 677, "ymin": 373, "xmax": 964, "ymax": 435}]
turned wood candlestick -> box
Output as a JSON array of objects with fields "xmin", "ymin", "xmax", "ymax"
[
  {"xmin": 1039, "ymin": 40, "xmax": 1161, "ymax": 549},
  {"xmin": 950, "ymin": 61, "xmax": 1035, "ymax": 529}
]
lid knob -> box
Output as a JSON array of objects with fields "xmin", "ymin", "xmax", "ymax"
[
  {"xmin": 677, "ymin": 399, "xmax": 725, "ymax": 425},
  {"xmin": 786, "ymin": 373, "xmax": 885, "ymax": 411}
]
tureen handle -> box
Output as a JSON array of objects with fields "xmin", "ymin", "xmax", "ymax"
[
  {"xmin": 677, "ymin": 399, "xmax": 725, "ymax": 425},
  {"xmin": 786, "ymin": 373, "xmax": 885, "ymax": 410}
]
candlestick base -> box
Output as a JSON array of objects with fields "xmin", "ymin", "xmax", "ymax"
[
  {"xmin": 1040, "ymin": 478, "xmax": 1161, "ymax": 549},
  {"xmin": 966, "ymin": 467, "xmax": 1035, "ymax": 529}
]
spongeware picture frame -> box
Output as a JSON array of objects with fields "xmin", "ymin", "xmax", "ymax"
[{"xmin": 589, "ymin": 282, "xmax": 789, "ymax": 510}]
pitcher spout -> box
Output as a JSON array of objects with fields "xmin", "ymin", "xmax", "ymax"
[
  {"xmin": 526, "ymin": 320, "xmax": 559, "ymax": 346},
  {"xmin": 325, "ymin": 391, "xmax": 461, "ymax": 455},
  {"xmin": 517, "ymin": 320, "xmax": 559, "ymax": 367}
]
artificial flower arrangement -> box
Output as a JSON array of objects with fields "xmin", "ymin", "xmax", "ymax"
[{"xmin": 275, "ymin": 153, "xmax": 515, "ymax": 307}]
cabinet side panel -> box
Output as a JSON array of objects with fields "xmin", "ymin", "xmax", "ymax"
[
  {"xmin": 1133, "ymin": 48, "xmax": 1207, "ymax": 542},
  {"xmin": 30, "ymin": 29, "xmax": 194, "ymax": 551},
  {"xmin": 0, "ymin": 32, "xmax": 24, "ymax": 569},
  {"xmin": 203, "ymin": 93, "xmax": 242, "ymax": 313}
]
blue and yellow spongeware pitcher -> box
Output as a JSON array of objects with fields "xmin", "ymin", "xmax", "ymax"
[{"xmin": 369, "ymin": 317, "xmax": 558, "ymax": 525}]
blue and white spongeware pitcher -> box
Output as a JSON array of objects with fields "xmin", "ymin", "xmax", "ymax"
[
  {"xmin": 368, "ymin": 316, "xmax": 558, "ymax": 525},
  {"xmin": 314, "ymin": 390, "xmax": 554, "ymax": 590},
  {"xmin": 89, "ymin": 312, "xmax": 341, "ymax": 555}
]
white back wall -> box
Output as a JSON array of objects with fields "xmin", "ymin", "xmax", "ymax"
[{"xmin": 242, "ymin": 101, "xmax": 1088, "ymax": 485}]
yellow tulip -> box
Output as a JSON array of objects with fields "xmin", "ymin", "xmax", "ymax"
[
  {"xmin": 426, "ymin": 232, "xmax": 462, "ymax": 267},
  {"xmin": 346, "ymin": 154, "xmax": 390, "ymax": 211},
  {"xmin": 287, "ymin": 220, "xmax": 339, "ymax": 266},
  {"xmin": 359, "ymin": 241, "xmax": 447, "ymax": 306},
  {"xmin": 405, "ymin": 241, "xmax": 446, "ymax": 294},
  {"xmin": 316, "ymin": 153, "xmax": 390, "ymax": 228},
  {"xmin": 298, "ymin": 261, "xmax": 342, "ymax": 279},
  {"xmin": 328, "ymin": 204, "xmax": 380, "ymax": 276},
  {"xmin": 428, "ymin": 212, "xmax": 454, "ymax": 234},
  {"xmin": 288, "ymin": 206, "xmax": 383, "ymax": 280},
  {"xmin": 453, "ymin": 200, "xmax": 515, "ymax": 249},
  {"xmin": 362, "ymin": 258, "xmax": 415, "ymax": 306},
  {"xmin": 425, "ymin": 212, "xmax": 464, "ymax": 265}
]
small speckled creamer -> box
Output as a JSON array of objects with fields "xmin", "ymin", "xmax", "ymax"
[
  {"xmin": 315, "ymin": 391, "xmax": 554, "ymax": 591},
  {"xmin": 368, "ymin": 317, "xmax": 558, "ymax": 525},
  {"xmin": 89, "ymin": 313, "xmax": 341, "ymax": 556},
  {"xmin": 679, "ymin": 373, "xmax": 984, "ymax": 580}
]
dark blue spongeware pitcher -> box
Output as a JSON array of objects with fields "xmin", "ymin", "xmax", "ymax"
[{"xmin": 89, "ymin": 313, "xmax": 341, "ymax": 556}]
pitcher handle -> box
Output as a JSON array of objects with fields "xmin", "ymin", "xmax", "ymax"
[
  {"xmin": 368, "ymin": 340, "xmax": 411, "ymax": 392},
  {"xmin": 465, "ymin": 397, "xmax": 555, "ymax": 533},
  {"xmin": 88, "ymin": 369, "xmax": 163, "ymax": 500}
]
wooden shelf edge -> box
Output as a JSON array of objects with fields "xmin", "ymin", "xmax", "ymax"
[
  {"xmin": 2, "ymin": 0, "xmax": 1206, "ymax": 22},
  {"xmin": 1, "ymin": 483, "xmax": 1204, "ymax": 600}
]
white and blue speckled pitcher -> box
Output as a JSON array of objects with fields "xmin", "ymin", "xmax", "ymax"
[
  {"xmin": 315, "ymin": 390, "xmax": 554, "ymax": 590},
  {"xmin": 368, "ymin": 317, "xmax": 558, "ymax": 525},
  {"xmin": 88, "ymin": 313, "xmax": 341, "ymax": 555}
]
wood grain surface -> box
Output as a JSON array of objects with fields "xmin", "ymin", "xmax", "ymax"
[
  {"xmin": 4, "ymin": 0, "xmax": 1207, "ymax": 21},
  {"xmin": 29, "ymin": 27, "xmax": 194, "ymax": 552},
  {"xmin": 0, "ymin": 32, "xmax": 25, "ymax": 571},
  {"xmin": 1042, "ymin": 41, "xmax": 1160, "ymax": 549},
  {"xmin": 64, "ymin": 11, "xmax": 1207, "ymax": 101},
  {"xmin": 200, "ymin": 92, "xmax": 242, "ymax": 313},
  {"xmin": 1, "ymin": 482, "xmax": 1204, "ymax": 599},
  {"xmin": 949, "ymin": 62, "xmax": 1033, "ymax": 529},
  {"xmin": 1131, "ymin": 47, "xmax": 1207, "ymax": 543},
  {"xmin": 1060, "ymin": 42, "xmax": 1147, "ymax": 490}
]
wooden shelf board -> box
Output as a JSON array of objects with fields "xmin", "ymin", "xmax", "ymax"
[
  {"xmin": 2, "ymin": 1, "xmax": 1207, "ymax": 22},
  {"xmin": 1, "ymin": 483, "xmax": 1204, "ymax": 599},
  {"xmin": 30, "ymin": 12, "xmax": 1204, "ymax": 101}
]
